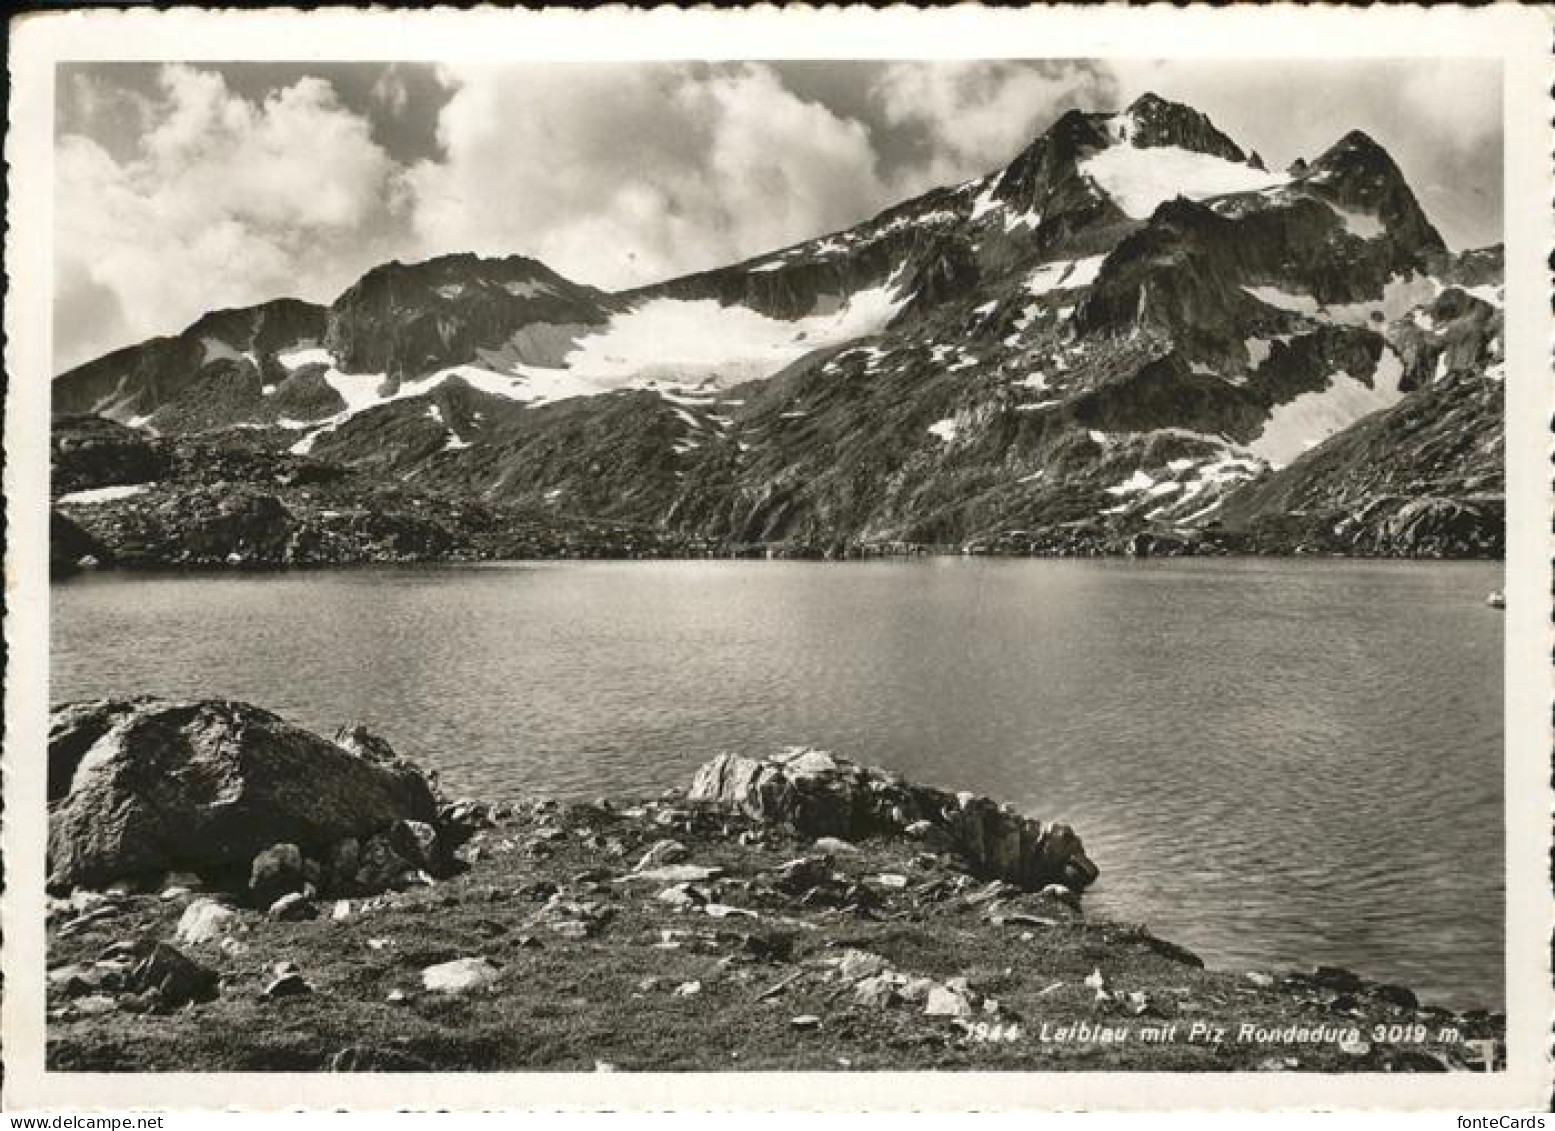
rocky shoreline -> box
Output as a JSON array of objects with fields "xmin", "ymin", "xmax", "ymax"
[
  {"xmin": 50, "ymin": 414, "xmax": 1503, "ymax": 578},
  {"xmin": 46, "ymin": 698, "xmax": 1502, "ymax": 1073}
]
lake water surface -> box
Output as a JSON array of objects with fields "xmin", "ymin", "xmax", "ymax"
[{"xmin": 52, "ymin": 558, "xmax": 1504, "ymax": 1008}]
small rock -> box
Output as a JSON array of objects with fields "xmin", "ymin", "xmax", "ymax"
[
  {"xmin": 703, "ymin": 903, "xmax": 757, "ymax": 920},
  {"xmin": 386, "ymin": 989, "xmax": 408, "ymax": 1004},
  {"xmin": 657, "ymin": 884, "xmax": 702, "ymax": 910},
  {"xmin": 324, "ymin": 838, "xmax": 361, "ymax": 890},
  {"xmin": 1083, "ymin": 967, "xmax": 1108, "ymax": 992},
  {"xmin": 330, "ymin": 1046, "xmax": 431, "ymax": 1072},
  {"xmin": 261, "ymin": 972, "xmax": 312, "ymax": 1000},
  {"xmin": 834, "ymin": 949, "xmax": 889, "ymax": 982},
  {"xmin": 852, "ymin": 973, "xmax": 900, "ymax": 1009},
  {"xmin": 1123, "ymin": 991, "xmax": 1150, "ymax": 1016},
  {"xmin": 902, "ymin": 820, "xmax": 935, "ymax": 839},
  {"xmin": 56, "ymin": 905, "xmax": 120, "ymax": 938},
  {"xmin": 790, "ymin": 1015, "xmax": 822, "ymax": 1031},
  {"xmin": 331, "ymin": 900, "xmax": 352, "ymax": 921},
  {"xmin": 924, "ymin": 983, "xmax": 975, "ymax": 1017},
  {"xmin": 128, "ymin": 942, "xmax": 219, "ymax": 1010},
  {"xmin": 71, "ymin": 994, "xmax": 117, "ymax": 1017},
  {"xmin": 628, "ymin": 864, "xmax": 724, "ymax": 886},
  {"xmin": 1244, "ymin": 971, "xmax": 1275, "ymax": 988},
  {"xmin": 771, "ymin": 855, "xmax": 834, "ymax": 895},
  {"xmin": 1370, "ymin": 983, "xmax": 1419, "ymax": 1010},
  {"xmin": 268, "ymin": 892, "xmax": 318, "ymax": 921},
  {"xmin": 548, "ymin": 919, "xmax": 594, "ymax": 940},
  {"xmin": 633, "ymin": 839, "xmax": 689, "ymax": 872},
  {"xmin": 869, "ymin": 873, "xmax": 909, "ymax": 890},
  {"xmin": 47, "ymin": 963, "xmax": 102, "ymax": 998},
  {"xmin": 354, "ymin": 834, "xmax": 418, "ymax": 893},
  {"xmin": 1257, "ymin": 1056, "xmax": 1300, "ymax": 1072},
  {"xmin": 1310, "ymin": 965, "xmax": 1364, "ymax": 993},
  {"xmin": 68, "ymin": 890, "xmax": 112, "ymax": 914},
  {"xmin": 175, "ymin": 898, "xmax": 241, "ymax": 947},
  {"xmin": 673, "ymin": 980, "xmax": 702, "ymax": 997},
  {"xmin": 421, "ymin": 957, "xmax": 501, "ymax": 994},
  {"xmin": 1338, "ymin": 1034, "xmax": 1373, "ymax": 1057},
  {"xmin": 159, "ymin": 886, "xmax": 193, "ymax": 903},
  {"xmin": 249, "ymin": 843, "xmax": 306, "ymax": 906},
  {"xmin": 813, "ymin": 837, "xmax": 860, "ymax": 855},
  {"xmin": 1038, "ymin": 883, "xmax": 1081, "ymax": 909}
]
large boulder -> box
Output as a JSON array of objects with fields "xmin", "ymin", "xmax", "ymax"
[
  {"xmin": 48, "ymin": 698, "xmax": 439, "ymax": 892},
  {"xmin": 687, "ymin": 748, "xmax": 1098, "ymax": 892}
]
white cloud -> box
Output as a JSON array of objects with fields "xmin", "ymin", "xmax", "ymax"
[
  {"xmin": 55, "ymin": 65, "xmax": 402, "ymax": 370},
  {"xmin": 403, "ymin": 63, "xmax": 891, "ymax": 291},
  {"xmin": 371, "ymin": 64, "xmax": 411, "ymax": 118},
  {"xmin": 871, "ymin": 60, "xmax": 1119, "ymax": 190}
]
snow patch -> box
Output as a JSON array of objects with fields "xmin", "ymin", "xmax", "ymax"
[
  {"xmin": 200, "ymin": 337, "xmax": 244, "ymax": 365},
  {"xmin": 969, "ymin": 178, "xmax": 1002, "ymax": 221},
  {"xmin": 1105, "ymin": 470, "xmax": 1157, "ymax": 496},
  {"xmin": 1328, "ymin": 204, "xmax": 1385, "ymax": 240},
  {"xmin": 927, "ymin": 417, "xmax": 959, "ymax": 444},
  {"xmin": 58, "ymin": 483, "xmax": 152, "ymax": 506},
  {"xmin": 1246, "ymin": 351, "xmax": 1405, "ymax": 466},
  {"xmin": 277, "ymin": 346, "xmax": 334, "ymax": 371},
  {"xmin": 1025, "ymin": 255, "xmax": 1107, "ymax": 297}
]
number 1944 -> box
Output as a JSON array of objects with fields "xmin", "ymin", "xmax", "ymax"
[{"xmin": 962, "ymin": 1021, "xmax": 1025, "ymax": 1043}]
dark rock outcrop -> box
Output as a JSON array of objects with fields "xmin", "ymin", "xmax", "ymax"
[
  {"xmin": 51, "ymin": 413, "xmax": 169, "ymax": 495},
  {"xmin": 48, "ymin": 698, "xmax": 440, "ymax": 891},
  {"xmin": 688, "ymin": 748, "xmax": 1098, "ymax": 892}
]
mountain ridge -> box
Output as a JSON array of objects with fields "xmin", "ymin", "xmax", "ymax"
[{"xmin": 51, "ymin": 94, "xmax": 1504, "ymax": 565}]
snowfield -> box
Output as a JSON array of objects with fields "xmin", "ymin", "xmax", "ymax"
[
  {"xmin": 275, "ymin": 276, "xmax": 910, "ymax": 455},
  {"xmin": 1246, "ymin": 349, "xmax": 1405, "ymax": 466},
  {"xmin": 1079, "ymin": 144, "xmax": 1283, "ymax": 219},
  {"xmin": 555, "ymin": 281, "xmax": 908, "ymax": 387},
  {"xmin": 1244, "ymin": 273, "xmax": 1442, "ymax": 327}
]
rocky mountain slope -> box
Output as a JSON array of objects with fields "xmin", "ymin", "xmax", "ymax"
[{"xmin": 52, "ymin": 94, "xmax": 1503, "ymax": 563}]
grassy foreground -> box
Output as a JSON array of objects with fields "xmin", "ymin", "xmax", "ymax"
[{"xmin": 47, "ymin": 794, "xmax": 1502, "ymax": 1073}]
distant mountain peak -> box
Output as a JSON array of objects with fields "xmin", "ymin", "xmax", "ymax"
[
  {"xmin": 1302, "ymin": 128, "xmax": 1445, "ymax": 254},
  {"xmin": 1112, "ymin": 93, "xmax": 1248, "ymax": 164}
]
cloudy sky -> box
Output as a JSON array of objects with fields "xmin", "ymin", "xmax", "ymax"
[{"xmin": 55, "ymin": 58, "xmax": 1501, "ymax": 371}]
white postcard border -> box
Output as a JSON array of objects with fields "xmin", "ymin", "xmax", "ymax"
[{"xmin": 5, "ymin": 3, "xmax": 1551, "ymax": 1110}]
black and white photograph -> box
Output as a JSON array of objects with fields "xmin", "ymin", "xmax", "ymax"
[{"xmin": 4, "ymin": 3, "xmax": 1550, "ymax": 1112}]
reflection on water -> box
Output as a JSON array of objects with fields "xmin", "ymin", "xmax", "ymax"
[{"xmin": 52, "ymin": 557, "xmax": 1503, "ymax": 1008}]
